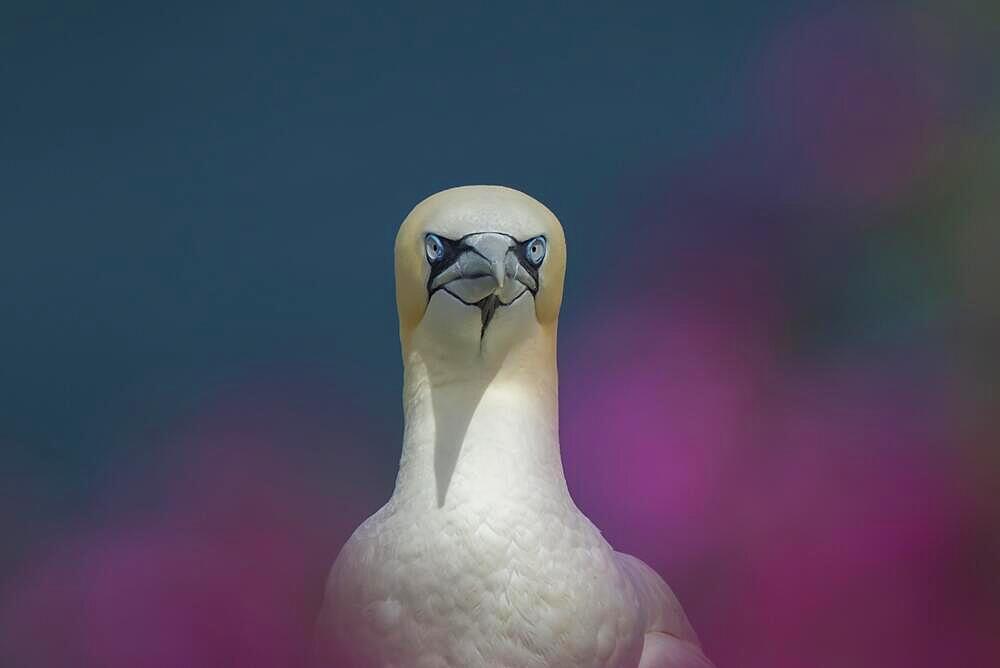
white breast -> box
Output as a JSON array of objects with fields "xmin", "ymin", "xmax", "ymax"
[{"xmin": 321, "ymin": 491, "xmax": 644, "ymax": 668}]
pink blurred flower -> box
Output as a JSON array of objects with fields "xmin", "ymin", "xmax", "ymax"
[
  {"xmin": 0, "ymin": 381, "xmax": 384, "ymax": 667},
  {"xmin": 560, "ymin": 263, "xmax": 991, "ymax": 666}
]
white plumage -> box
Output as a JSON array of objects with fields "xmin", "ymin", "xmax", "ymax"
[{"xmin": 316, "ymin": 186, "xmax": 713, "ymax": 668}]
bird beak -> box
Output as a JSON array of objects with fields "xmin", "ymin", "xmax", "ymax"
[
  {"xmin": 427, "ymin": 232, "xmax": 538, "ymax": 337},
  {"xmin": 429, "ymin": 233, "xmax": 517, "ymax": 298}
]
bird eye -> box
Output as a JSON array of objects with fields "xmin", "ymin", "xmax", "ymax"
[
  {"xmin": 524, "ymin": 236, "xmax": 546, "ymax": 266},
  {"xmin": 425, "ymin": 234, "xmax": 445, "ymax": 263}
]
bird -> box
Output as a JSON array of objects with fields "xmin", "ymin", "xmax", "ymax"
[{"xmin": 315, "ymin": 185, "xmax": 713, "ymax": 668}]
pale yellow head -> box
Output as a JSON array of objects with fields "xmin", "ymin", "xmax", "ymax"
[{"xmin": 394, "ymin": 185, "xmax": 566, "ymax": 357}]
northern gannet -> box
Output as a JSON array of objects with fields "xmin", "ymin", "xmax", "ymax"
[{"xmin": 316, "ymin": 186, "xmax": 713, "ymax": 668}]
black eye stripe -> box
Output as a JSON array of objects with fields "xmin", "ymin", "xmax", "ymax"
[
  {"xmin": 512, "ymin": 239, "xmax": 542, "ymax": 289},
  {"xmin": 425, "ymin": 235, "xmax": 460, "ymax": 288},
  {"xmin": 424, "ymin": 233, "xmax": 545, "ymax": 297}
]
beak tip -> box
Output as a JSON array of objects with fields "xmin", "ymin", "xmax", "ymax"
[{"xmin": 492, "ymin": 263, "xmax": 506, "ymax": 289}]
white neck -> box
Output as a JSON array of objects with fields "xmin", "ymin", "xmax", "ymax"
[{"xmin": 391, "ymin": 321, "xmax": 569, "ymax": 510}]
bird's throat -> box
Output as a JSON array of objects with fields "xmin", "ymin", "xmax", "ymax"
[{"xmin": 394, "ymin": 328, "xmax": 566, "ymax": 508}]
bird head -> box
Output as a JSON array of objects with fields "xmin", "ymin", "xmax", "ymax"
[{"xmin": 395, "ymin": 186, "xmax": 566, "ymax": 360}]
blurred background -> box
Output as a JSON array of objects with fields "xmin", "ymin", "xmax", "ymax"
[{"xmin": 2, "ymin": 1, "xmax": 998, "ymax": 666}]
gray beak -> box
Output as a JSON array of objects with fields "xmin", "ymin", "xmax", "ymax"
[
  {"xmin": 429, "ymin": 233, "xmax": 537, "ymax": 296},
  {"xmin": 429, "ymin": 233, "xmax": 513, "ymax": 292},
  {"xmin": 426, "ymin": 232, "xmax": 539, "ymax": 338}
]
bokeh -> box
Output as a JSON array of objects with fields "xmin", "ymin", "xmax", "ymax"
[{"xmin": 2, "ymin": 2, "xmax": 997, "ymax": 667}]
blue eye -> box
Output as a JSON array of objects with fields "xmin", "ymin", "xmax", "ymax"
[
  {"xmin": 525, "ymin": 236, "xmax": 546, "ymax": 266},
  {"xmin": 425, "ymin": 234, "xmax": 445, "ymax": 263}
]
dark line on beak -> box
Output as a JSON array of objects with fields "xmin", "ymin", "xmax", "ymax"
[{"xmin": 478, "ymin": 294, "xmax": 501, "ymax": 342}]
